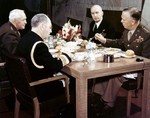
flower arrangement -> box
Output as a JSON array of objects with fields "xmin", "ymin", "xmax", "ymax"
[{"xmin": 58, "ymin": 20, "xmax": 82, "ymax": 41}]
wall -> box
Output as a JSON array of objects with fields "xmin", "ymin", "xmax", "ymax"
[
  {"xmin": 51, "ymin": 0, "xmax": 142, "ymax": 37},
  {"xmin": 141, "ymin": 0, "xmax": 150, "ymax": 30},
  {"xmin": 0, "ymin": 0, "xmax": 47, "ymax": 34}
]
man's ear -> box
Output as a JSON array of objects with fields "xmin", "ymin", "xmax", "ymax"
[
  {"xmin": 39, "ymin": 23, "xmax": 45, "ymax": 31},
  {"xmin": 132, "ymin": 19, "xmax": 137, "ymax": 25}
]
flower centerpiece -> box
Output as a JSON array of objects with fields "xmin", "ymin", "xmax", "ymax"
[{"xmin": 58, "ymin": 20, "xmax": 82, "ymax": 41}]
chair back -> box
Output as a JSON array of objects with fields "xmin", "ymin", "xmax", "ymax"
[{"xmin": 5, "ymin": 55, "xmax": 36, "ymax": 99}]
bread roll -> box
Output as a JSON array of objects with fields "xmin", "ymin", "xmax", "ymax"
[
  {"xmin": 125, "ymin": 50, "xmax": 135, "ymax": 56},
  {"xmin": 55, "ymin": 46, "xmax": 61, "ymax": 50},
  {"xmin": 82, "ymin": 40, "xmax": 88, "ymax": 45}
]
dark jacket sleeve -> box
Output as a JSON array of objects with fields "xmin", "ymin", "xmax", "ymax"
[
  {"xmin": 1, "ymin": 31, "xmax": 20, "ymax": 55},
  {"xmin": 34, "ymin": 43, "xmax": 63, "ymax": 72},
  {"xmin": 88, "ymin": 20, "xmax": 116, "ymax": 44}
]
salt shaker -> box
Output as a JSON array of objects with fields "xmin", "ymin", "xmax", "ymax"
[{"xmin": 103, "ymin": 54, "xmax": 114, "ymax": 63}]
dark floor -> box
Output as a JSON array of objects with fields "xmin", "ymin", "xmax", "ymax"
[{"xmin": 0, "ymin": 87, "xmax": 142, "ymax": 118}]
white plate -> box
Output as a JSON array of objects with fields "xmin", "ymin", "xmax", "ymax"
[
  {"xmin": 49, "ymin": 49, "xmax": 59, "ymax": 53},
  {"xmin": 73, "ymin": 58, "xmax": 87, "ymax": 61},
  {"xmin": 104, "ymin": 48, "xmax": 121, "ymax": 54},
  {"xmin": 65, "ymin": 41, "xmax": 78, "ymax": 47},
  {"xmin": 73, "ymin": 52, "xmax": 88, "ymax": 61},
  {"xmin": 121, "ymin": 54, "xmax": 136, "ymax": 58},
  {"xmin": 60, "ymin": 46, "xmax": 80, "ymax": 53},
  {"xmin": 114, "ymin": 53, "xmax": 122, "ymax": 58}
]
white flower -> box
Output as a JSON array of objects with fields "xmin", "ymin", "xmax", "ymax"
[{"xmin": 58, "ymin": 20, "xmax": 82, "ymax": 41}]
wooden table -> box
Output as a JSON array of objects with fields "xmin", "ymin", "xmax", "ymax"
[{"xmin": 61, "ymin": 56, "xmax": 150, "ymax": 118}]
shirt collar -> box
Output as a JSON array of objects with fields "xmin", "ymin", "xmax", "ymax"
[
  {"xmin": 95, "ymin": 18, "xmax": 103, "ymax": 28},
  {"xmin": 129, "ymin": 29, "xmax": 135, "ymax": 35}
]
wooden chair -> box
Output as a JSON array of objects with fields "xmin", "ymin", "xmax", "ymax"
[
  {"xmin": 5, "ymin": 55, "xmax": 70, "ymax": 118},
  {"xmin": 0, "ymin": 62, "xmax": 14, "ymax": 112},
  {"xmin": 91, "ymin": 72, "xmax": 142, "ymax": 118},
  {"xmin": 121, "ymin": 72, "xmax": 142, "ymax": 117},
  {"xmin": 0, "ymin": 62, "xmax": 8, "ymax": 93}
]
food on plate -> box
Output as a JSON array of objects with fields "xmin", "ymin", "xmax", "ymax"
[
  {"xmin": 55, "ymin": 45, "xmax": 61, "ymax": 50},
  {"xmin": 107, "ymin": 48, "xmax": 116, "ymax": 51},
  {"xmin": 80, "ymin": 40, "xmax": 88, "ymax": 47},
  {"xmin": 82, "ymin": 40, "xmax": 88, "ymax": 45},
  {"xmin": 125, "ymin": 50, "xmax": 135, "ymax": 56},
  {"xmin": 104, "ymin": 48, "xmax": 121, "ymax": 54},
  {"xmin": 85, "ymin": 42, "xmax": 97, "ymax": 49},
  {"xmin": 104, "ymin": 48, "xmax": 121, "ymax": 52}
]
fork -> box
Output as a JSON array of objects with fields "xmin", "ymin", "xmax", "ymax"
[{"xmin": 89, "ymin": 37, "xmax": 94, "ymax": 42}]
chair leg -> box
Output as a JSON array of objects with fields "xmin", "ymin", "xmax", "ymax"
[
  {"xmin": 64, "ymin": 76, "xmax": 70, "ymax": 103},
  {"xmin": 14, "ymin": 97, "xmax": 20, "ymax": 118},
  {"xmin": 133, "ymin": 72, "xmax": 143, "ymax": 98},
  {"xmin": 33, "ymin": 97, "xmax": 40, "ymax": 118},
  {"xmin": 134, "ymin": 89, "xmax": 138, "ymax": 98},
  {"xmin": 127, "ymin": 91, "xmax": 132, "ymax": 117},
  {"xmin": 91, "ymin": 78, "xmax": 96, "ymax": 94}
]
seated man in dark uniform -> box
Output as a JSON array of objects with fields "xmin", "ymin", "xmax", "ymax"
[
  {"xmin": 15, "ymin": 13, "xmax": 72, "ymax": 101},
  {"xmin": 0, "ymin": 9, "xmax": 27, "ymax": 110}
]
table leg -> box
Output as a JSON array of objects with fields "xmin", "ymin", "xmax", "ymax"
[
  {"xmin": 142, "ymin": 69, "xmax": 150, "ymax": 118},
  {"xmin": 76, "ymin": 77, "xmax": 88, "ymax": 118}
]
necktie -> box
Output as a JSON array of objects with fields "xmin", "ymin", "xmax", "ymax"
[
  {"xmin": 93, "ymin": 24, "xmax": 97, "ymax": 32},
  {"xmin": 128, "ymin": 31, "xmax": 132, "ymax": 41}
]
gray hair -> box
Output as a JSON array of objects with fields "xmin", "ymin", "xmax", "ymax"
[
  {"xmin": 123, "ymin": 7, "xmax": 141, "ymax": 21},
  {"xmin": 31, "ymin": 13, "xmax": 51, "ymax": 27},
  {"xmin": 9, "ymin": 9, "xmax": 25, "ymax": 21}
]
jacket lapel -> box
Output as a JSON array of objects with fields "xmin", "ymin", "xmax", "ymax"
[{"xmin": 128, "ymin": 25, "xmax": 141, "ymax": 43}]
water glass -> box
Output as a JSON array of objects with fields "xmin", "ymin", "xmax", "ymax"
[{"xmin": 48, "ymin": 35, "xmax": 54, "ymax": 49}]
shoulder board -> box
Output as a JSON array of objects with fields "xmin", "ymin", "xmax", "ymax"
[{"xmin": 141, "ymin": 26, "xmax": 150, "ymax": 33}]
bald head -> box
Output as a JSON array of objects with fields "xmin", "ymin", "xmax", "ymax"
[
  {"xmin": 91, "ymin": 5, "xmax": 103, "ymax": 23},
  {"xmin": 91, "ymin": 5, "xmax": 103, "ymax": 12}
]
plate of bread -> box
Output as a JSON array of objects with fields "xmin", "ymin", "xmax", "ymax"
[{"xmin": 121, "ymin": 49, "xmax": 136, "ymax": 58}]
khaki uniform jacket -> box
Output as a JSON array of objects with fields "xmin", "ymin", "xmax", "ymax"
[{"xmin": 103, "ymin": 25, "xmax": 150, "ymax": 58}]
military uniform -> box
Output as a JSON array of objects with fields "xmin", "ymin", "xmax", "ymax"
[
  {"xmin": 0, "ymin": 22, "xmax": 20, "ymax": 110},
  {"xmin": 104, "ymin": 25, "xmax": 150, "ymax": 58},
  {"xmin": 94, "ymin": 24, "xmax": 150, "ymax": 107},
  {"xmin": 0, "ymin": 22, "xmax": 20, "ymax": 62},
  {"xmin": 15, "ymin": 31, "xmax": 71, "ymax": 101}
]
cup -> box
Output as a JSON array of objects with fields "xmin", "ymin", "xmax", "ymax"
[
  {"xmin": 103, "ymin": 54, "xmax": 114, "ymax": 63},
  {"xmin": 48, "ymin": 35, "xmax": 54, "ymax": 49}
]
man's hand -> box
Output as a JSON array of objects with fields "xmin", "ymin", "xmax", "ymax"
[{"xmin": 95, "ymin": 33, "xmax": 106, "ymax": 44}]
